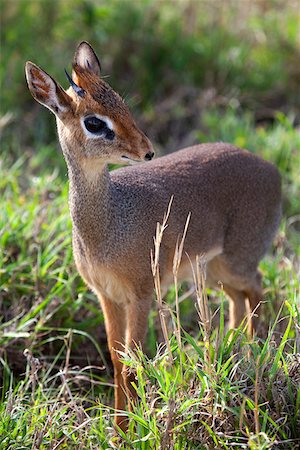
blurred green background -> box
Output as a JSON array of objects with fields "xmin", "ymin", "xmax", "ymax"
[{"xmin": 1, "ymin": 0, "xmax": 299, "ymax": 157}]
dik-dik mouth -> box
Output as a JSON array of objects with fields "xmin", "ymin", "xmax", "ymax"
[
  {"xmin": 121, "ymin": 151, "xmax": 154, "ymax": 164},
  {"xmin": 121, "ymin": 155, "xmax": 142, "ymax": 164}
]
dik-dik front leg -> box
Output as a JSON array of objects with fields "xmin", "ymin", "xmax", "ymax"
[
  {"xmin": 122, "ymin": 299, "xmax": 152, "ymax": 403},
  {"xmin": 101, "ymin": 294, "xmax": 151, "ymax": 432},
  {"xmin": 99, "ymin": 296, "xmax": 127, "ymax": 429}
]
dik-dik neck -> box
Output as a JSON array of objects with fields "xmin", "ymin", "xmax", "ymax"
[{"xmin": 64, "ymin": 151, "xmax": 115, "ymax": 253}]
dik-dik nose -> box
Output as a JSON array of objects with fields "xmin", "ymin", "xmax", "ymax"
[{"xmin": 144, "ymin": 151, "xmax": 154, "ymax": 161}]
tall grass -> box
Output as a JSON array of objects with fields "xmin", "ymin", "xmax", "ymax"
[
  {"xmin": 1, "ymin": 214, "xmax": 299, "ymax": 447},
  {"xmin": 1, "ymin": 111, "xmax": 299, "ymax": 448}
]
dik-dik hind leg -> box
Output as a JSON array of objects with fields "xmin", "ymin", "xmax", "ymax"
[
  {"xmin": 208, "ymin": 257, "xmax": 263, "ymax": 335},
  {"xmin": 223, "ymin": 285, "xmax": 248, "ymax": 330},
  {"xmin": 245, "ymin": 271, "xmax": 263, "ymax": 336},
  {"xmin": 224, "ymin": 272, "xmax": 263, "ymax": 336},
  {"xmin": 99, "ymin": 296, "xmax": 127, "ymax": 429}
]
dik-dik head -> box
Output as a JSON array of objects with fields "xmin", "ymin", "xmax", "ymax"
[{"xmin": 25, "ymin": 41, "xmax": 154, "ymax": 167}]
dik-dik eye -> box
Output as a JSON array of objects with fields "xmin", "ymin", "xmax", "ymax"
[
  {"xmin": 83, "ymin": 115, "xmax": 115, "ymax": 140},
  {"xmin": 84, "ymin": 116, "xmax": 106, "ymax": 133}
]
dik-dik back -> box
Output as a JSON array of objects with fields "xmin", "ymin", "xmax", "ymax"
[{"xmin": 25, "ymin": 41, "xmax": 281, "ymax": 431}]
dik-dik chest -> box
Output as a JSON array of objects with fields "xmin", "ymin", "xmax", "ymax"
[{"xmin": 74, "ymin": 245, "xmax": 136, "ymax": 305}]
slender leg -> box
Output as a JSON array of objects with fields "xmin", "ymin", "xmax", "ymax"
[
  {"xmin": 98, "ymin": 295, "xmax": 127, "ymax": 429},
  {"xmin": 245, "ymin": 271, "xmax": 263, "ymax": 336},
  {"xmin": 209, "ymin": 257, "xmax": 263, "ymax": 336},
  {"xmin": 122, "ymin": 299, "xmax": 152, "ymax": 406},
  {"xmin": 223, "ymin": 284, "xmax": 248, "ymax": 330}
]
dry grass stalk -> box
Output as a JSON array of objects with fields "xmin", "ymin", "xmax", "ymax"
[
  {"xmin": 151, "ymin": 196, "xmax": 174, "ymax": 360},
  {"xmin": 193, "ymin": 255, "xmax": 211, "ymax": 356},
  {"xmin": 160, "ymin": 398, "xmax": 176, "ymax": 450},
  {"xmin": 24, "ymin": 348, "xmax": 42, "ymax": 396},
  {"xmin": 173, "ymin": 212, "xmax": 191, "ymax": 356},
  {"xmin": 58, "ymin": 330, "xmax": 88, "ymax": 424},
  {"xmin": 32, "ymin": 403, "xmax": 57, "ymax": 449},
  {"xmin": 190, "ymin": 254, "xmax": 215, "ymax": 429}
]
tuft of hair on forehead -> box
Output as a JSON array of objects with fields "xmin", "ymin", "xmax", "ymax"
[{"xmin": 72, "ymin": 64, "xmax": 130, "ymax": 116}]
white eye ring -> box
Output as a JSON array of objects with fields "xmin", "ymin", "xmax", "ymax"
[{"xmin": 80, "ymin": 114, "xmax": 114, "ymax": 139}]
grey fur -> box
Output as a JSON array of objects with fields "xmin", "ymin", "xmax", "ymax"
[{"xmin": 63, "ymin": 141, "xmax": 281, "ymax": 299}]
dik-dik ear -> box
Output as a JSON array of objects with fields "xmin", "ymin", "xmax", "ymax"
[
  {"xmin": 25, "ymin": 62, "xmax": 73, "ymax": 117},
  {"xmin": 73, "ymin": 41, "xmax": 101, "ymax": 76}
]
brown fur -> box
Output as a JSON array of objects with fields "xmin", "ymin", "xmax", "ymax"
[{"xmin": 25, "ymin": 41, "xmax": 281, "ymax": 431}]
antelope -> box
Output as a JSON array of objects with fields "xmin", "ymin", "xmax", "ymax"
[{"xmin": 25, "ymin": 41, "xmax": 281, "ymax": 431}]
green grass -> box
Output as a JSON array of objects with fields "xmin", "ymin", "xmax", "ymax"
[
  {"xmin": 1, "ymin": 110, "xmax": 299, "ymax": 448},
  {"xmin": 1, "ymin": 314, "xmax": 299, "ymax": 449}
]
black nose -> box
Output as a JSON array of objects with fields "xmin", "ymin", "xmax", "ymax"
[{"xmin": 145, "ymin": 151, "xmax": 154, "ymax": 161}]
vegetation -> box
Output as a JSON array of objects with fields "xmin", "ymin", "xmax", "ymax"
[{"xmin": 1, "ymin": 0, "xmax": 299, "ymax": 448}]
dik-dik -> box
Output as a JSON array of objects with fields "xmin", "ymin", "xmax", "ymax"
[{"xmin": 26, "ymin": 41, "xmax": 281, "ymax": 430}]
